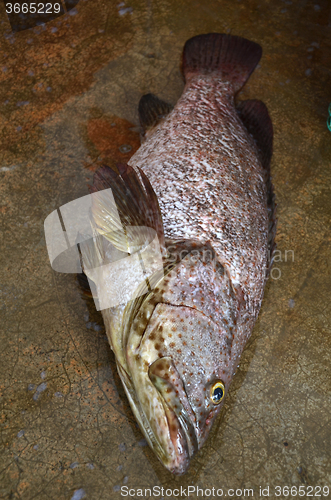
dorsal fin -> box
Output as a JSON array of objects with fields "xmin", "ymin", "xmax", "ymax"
[
  {"xmin": 236, "ymin": 99, "xmax": 276, "ymax": 274},
  {"xmin": 138, "ymin": 94, "xmax": 173, "ymax": 135},
  {"xmin": 236, "ymin": 99, "xmax": 273, "ymax": 170},
  {"xmin": 182, "ymin": 33, "xmax": 262, "ymax": 94}
]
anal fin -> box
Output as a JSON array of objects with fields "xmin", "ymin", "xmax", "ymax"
[
  {"xmin": 138, "ymin": 93, "xmax": 173, "ymax": 136},
  {"xmin": 236, "ymin": 99, "xmax": 276, "ymax": 275}
]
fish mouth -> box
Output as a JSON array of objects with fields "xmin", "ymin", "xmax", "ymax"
[
  {"xmin": 148, "ymin": 356, "xmax": 199, "ymax": 475},
  {"xmin": 155, "ymin": 394, "xmax": 191, "ymax": 474},
  {"xmin": 117, "ymin": 359, "xmax": 197, "ymax": 475}
]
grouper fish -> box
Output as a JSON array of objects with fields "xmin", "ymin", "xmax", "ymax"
[{"xmin": 81, "ymin": 33, "xmax": 276, "ymax": 474}]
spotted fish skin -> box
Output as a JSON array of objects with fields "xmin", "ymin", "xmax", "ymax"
[
  {"xmin": 86, "ymin": 33, "xmax": 275, "ymax": 475},
  {"xmin": 130, "ymin": 76, "xmax": 268, "ymax": 319},
  {"xmin": 126, "ymin": 244, "xmax": 241, "ymax": 466}
]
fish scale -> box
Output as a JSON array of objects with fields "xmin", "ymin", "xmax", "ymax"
[{"xmin": 83, "ymin": 33, "xmax": 275, "ymax": 474}]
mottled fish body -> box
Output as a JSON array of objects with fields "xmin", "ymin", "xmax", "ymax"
[{"xmin": 82, "ymin": 33, "xmax": 276, "ymax": 474}]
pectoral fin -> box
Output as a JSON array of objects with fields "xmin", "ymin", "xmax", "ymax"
[{"xmin": 89, "ymin": 164, "xmax": 165, "ymax": 253}]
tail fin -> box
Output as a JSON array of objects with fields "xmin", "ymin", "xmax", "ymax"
[{"xmin": 182, "ymin": 33, "xmax": 262, "ymax": 94}]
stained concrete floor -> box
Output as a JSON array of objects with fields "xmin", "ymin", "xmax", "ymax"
[{"xmin": 1, "ymin": 0, "xmax": 331, "ymax": 499}]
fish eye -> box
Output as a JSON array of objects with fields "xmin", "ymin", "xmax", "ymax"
[{"xmin": 210, "ymin": 381, "xmax": 225, "ymax": 405}]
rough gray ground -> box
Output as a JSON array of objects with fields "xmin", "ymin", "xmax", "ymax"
[{"xmin": 0, "ymin": 0, "xmax": 331, "ymax": 498}]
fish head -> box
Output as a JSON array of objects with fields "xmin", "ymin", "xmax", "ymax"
[
  {"xmin": 123, "ymin": 243, "xmax": 240, "ymax": 474},
  {"xmin": 83, "ymin": 166, "xmax": 246, "ymax": 474}
]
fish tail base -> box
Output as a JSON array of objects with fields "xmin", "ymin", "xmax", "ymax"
[{"xmin": 182, "ymin": 33, "xmax": 262, "ymax": 94}]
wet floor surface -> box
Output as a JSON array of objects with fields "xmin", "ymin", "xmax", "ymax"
[{"xmin": 1, "ymin": 0, "xmax": 331, "ymax": 498}]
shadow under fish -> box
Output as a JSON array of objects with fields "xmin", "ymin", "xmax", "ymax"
[{"xmin": 80, "ymin": 32, "xmax": 276, "ymax": 475}]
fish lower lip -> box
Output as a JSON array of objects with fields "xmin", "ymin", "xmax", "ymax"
[
  {"xmin": 176, "ymin": 407, "xmax": 199, "ymax": 458},
  {"xmin": 161, "ymin": 398, "xmax": 191, "ymax": 474},
  {"xmin": 148, "ymin": 357, "xmax": 199, "ymax": 474}
]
